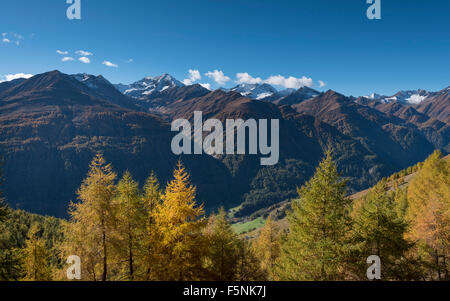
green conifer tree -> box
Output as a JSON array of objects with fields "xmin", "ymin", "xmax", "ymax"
[
  {"xmin": 351, "ymin": 181, "xmax": 413, "ymax": 280},
  {"xmin": 205, "ymin": 208, "xmax": 240, "ymax": 281},
  {"xmin": 275, "ymin": 151, "xmax": 352, "ymax": 280}
]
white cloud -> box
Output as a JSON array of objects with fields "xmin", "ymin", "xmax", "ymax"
[
  {"xmin": 183, "ymin": 69, "xmax": 202, "ymax": 85},
  {"xmin": 0, "ymin": 73, "xmax": 33, "ymax": 83},
  {"xmin": 78, "ymin": 57, "xmax": 91, "ymax": 64},
  {"xmin": 319, "ymin": 80, "xmax": 326, "ymax": 88},
  {"xmin": 236, "ymin": 72, "xmax": 263, "ymax": 85},
  {"xmin": 75, "ymin": 50, "xmax": 93, "ymax": 56},
  {"xmin": 235, "ymin": 72, "xmax": 314, "ymax": 89},
  {"xmin": 102, "ymin": 60, "xmax": 118, "ymax": 68},
  {"xmin": 1, "ymin": 33, "xmax": 24, "ymax": 46},
  {"xmin": 265, "ymin": 75, "xmax": 313, "ymax": 89},
  {"xmin": 127, "ymin": 58, "xmax": 133, "ymax": 63},
  {"xmin": 200, "ymin": 83, "xmax": 212, "ymax": 90},
  {"xmin": 56, "ymin": 50, "xmax": 69, "ymax": 55},
  {"xmin": 61, "ymin": 57, "xmax": 75, "ymax": 62},
  {"xmin": 205, "ymin": 70, "xmax": 231, "ymax": 85}
]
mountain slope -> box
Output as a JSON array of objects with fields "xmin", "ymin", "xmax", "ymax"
[
  {"xmin": 0, "ymin": 71, "xmax": 444, "ymax": 220},
  {"xmin": 415, "ymin": 87, "xmax": 450, "ymax": 123},
  {"xmin": 293, "ymin": 90, "xmax": 435, "ymax": 168},
  {"xmin": 157, "ymin": 88, "xmax": 437, "ymax": 217},
  {"xmin": 274, "ymin": 87, "xmax": 320, "ymax": 105},
  {"xmin": 0, "ymin": 71, "xmax": 233, "ymax": 217}
]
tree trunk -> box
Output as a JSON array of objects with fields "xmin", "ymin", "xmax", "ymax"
[
  {"xmin": 101, "ymin": 218, "xmax": 107, "ymax": 281},
  {"xmin": 129, "ymin": 225, "xmax": 134, "ymax": 280}
]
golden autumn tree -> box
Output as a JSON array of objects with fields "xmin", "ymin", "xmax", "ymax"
[
  {"xmin": 141, "ymin": 171, "xmax": 162, "ymax": 281},
  {"xmin": 22, "ymin": 224, "xmax": 53, "ymax": 281},
  {"xmin": 406, "ymin": 151, "xmax": 449, "ymax": 280},
  {"xmin": 153, "ymin": 161, "xmax": 208, "ymax": 280},
  {"xmin": 114, "ymin": 171, "xmax": 146, "ymax": 281},
  {"xmin": 253, "ymin": 216, "xmax": 281, "ymax": 280},
  {"xmin": 62, "ymin": 154, "xmax": 117, "ymax": 281}
]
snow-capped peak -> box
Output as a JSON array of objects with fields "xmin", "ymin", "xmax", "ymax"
[
  {"xmin": 114, "ymin": 74, "xmax": 184, "ymax": 99},
  {"xmin": 381, "ymin": 89, "xmax": 431, "ymax": 104},
  {"xmin": 364, "ymin": 93, "xmax": 385, "ymax": 100},
  {"xmin": 231, "ymin": 83, "xmax": 278, "ymax": 99}
]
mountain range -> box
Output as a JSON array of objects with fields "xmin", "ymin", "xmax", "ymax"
[{"xmin": 0, "ymin": 70, "xmax": 448, "ymax": 218}]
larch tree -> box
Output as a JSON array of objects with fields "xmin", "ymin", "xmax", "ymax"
[
  {"xmin": 235, "ymin": 238, "xmax": 265, "ymax": 281},
  {"xmin": 350, "ymin": 181, "xmax": 413, "ymax": 280},
  {"xmin": 141, "ymin": 171, "xmax": 162, "ymax": 281},
  {"xmin": 114, "ymin": 171, "xmax": 146, "ymax": 281},
  {"xmin": 253, "ymin": 216, "xmax": 281, "ymax": 280},
  {"xmin": 22, "ymin": 224, "xmax": 53, "ymax": 281},
  {"xmin": 204, "ymin": 207, "xmax": 240, "ymax": 281},
  {"xmin": 406, "ymin": 150, "xmax": 449, "ymax": 280},
  {"xmin": 275, "ymin": 151, "xmax": 352, "ymax": 281},
  {"xmin": 62, "ymin": 154, "xmax": 117, "ymax": 281},
  {"xmin": 153, "ymin": 161, "xmax": 208, "ymax": 281}
]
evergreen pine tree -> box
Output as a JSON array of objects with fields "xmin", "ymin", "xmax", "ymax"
[{"xmin": 275, "ymin": 151, "xmax": 352, "ymax": 280}]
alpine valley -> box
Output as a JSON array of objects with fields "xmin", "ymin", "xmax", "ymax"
[{"xmin": 0, "ymin": 70, "xmax": 448, "ymax": 219}]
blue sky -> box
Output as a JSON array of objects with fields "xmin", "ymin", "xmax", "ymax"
[{"xmin": 0, "ymin": 0, "xmax": 449, "ymax": 96}]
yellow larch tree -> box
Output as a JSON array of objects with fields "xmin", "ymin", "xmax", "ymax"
[
  {"xmin": 22, "ymin": 224, "xmax": 53, "ymax": 281},
  {"xmin": 62, "ymin": 153, "xmax": 117, "ymax": 281},
  {"xmin": 406, "ymin": 150, "xmax": 449, "ymax": 280},
  {"xmin": 253, "ymin": 216, "xmax": 281, "ymax": 280},
  {"xmin": 153, "ymin": 161, "xmax": 208, "ymax": 281}
]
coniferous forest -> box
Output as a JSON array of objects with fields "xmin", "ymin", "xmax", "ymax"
[{"xmin": 0, "ymin": 150, "xmax": 448, "ymax": 281}]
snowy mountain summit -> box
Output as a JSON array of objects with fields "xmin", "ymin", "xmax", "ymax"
[
  {"xmin": 115, "ymin": 74, "xmax": 184, "ymax": 99},
  {"xmin": 366, "ymin": 89, "xmax": 432, "ymax": 104},
  {"xmin": 231, "ymin": 83, "xmax": 279, "ymax": 100}
]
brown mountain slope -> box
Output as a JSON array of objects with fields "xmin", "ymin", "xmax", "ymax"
[
  {"xmin": 0, "ymin": 71, "xmax": 233, "ymax": 217},
  {"xmin": 293, "ymin": 90, "xmax": 435, "ymax": 168},
  {"xmin": 354, "ymin": 97, "xmax": 450, "ymax": 150},
  {"xmin": 156, "ymin": 88, "xmax": 436, "ymax": 217},
  {"xmin": 415, "ymin": 87, "xmax": 450, "ymax": 123}
]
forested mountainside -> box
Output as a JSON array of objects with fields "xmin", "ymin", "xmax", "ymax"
[{"xmin": 0, "ymin": 71, "xmax": 448, "ymax": 218}]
